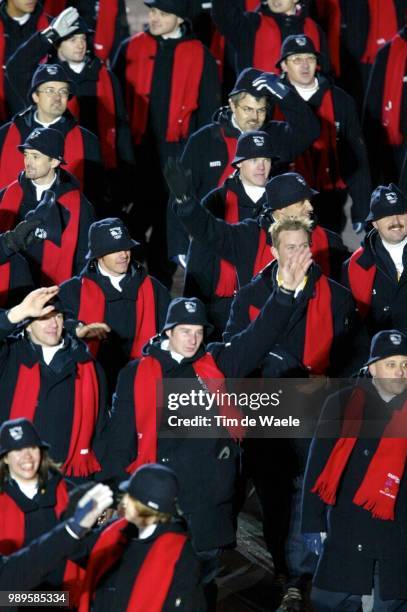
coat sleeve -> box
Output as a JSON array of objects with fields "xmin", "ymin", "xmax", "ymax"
[
  {"xmin": 222, "ymin": 285, "xmax": 252, "ymax": 342},
  {"xmin": 194, "ymin": 48, "xmax": 221, "ymax": 131},
  {"xmin": 211, "ymin": 0, "xmax": 259, "ymax": 50}
]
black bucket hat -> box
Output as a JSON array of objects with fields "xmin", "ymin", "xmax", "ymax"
[
  {"xmin": 144, "ymin": 0, "xmax": 189, "ymax": 19},
  {"xmin": 366, "ymin": 330, "xmax": 407, "ymax": 366},
  {"xmin": 266, "ymin": 172, "xmax": 318, "ymax": 211},
  {"xmin": 276, "ymin": 34, "xmax": 320, "ymax": 69},
  {"xmin": 162, "ymin": 297, "xmax": 214, "ymax": 334},
  {"xmin": 29, "ymin": 64, "xmax": 75, "ymax": 102},
  {"xmin": 232, "ymin": 130, "xmax": 278, "ymax": 166},
  {"xmin": 365, "ymin": 184, "xmax": 407, "ymax": 222},
  {"xmin": 119, "ymin": 464, "xmax": 179, "ymax": 514},
  {"xmin": 0, "ymin": 418, "xmax": 50, "ymax": 458},
  {"xmin": 86, "ymin": 218, "xmax": 139, "ymax": 260},
  {"xmin": 18, "ymin": 127, "xmax": 66, "ymax": 164}
]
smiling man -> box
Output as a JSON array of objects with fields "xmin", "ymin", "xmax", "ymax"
[{"xmin": 343, "ymin": 184, "xmax": 407, "ymax": 356}]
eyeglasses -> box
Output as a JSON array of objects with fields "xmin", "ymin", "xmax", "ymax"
[
  {"xmin": 286, "ymin": 55, "xmax": 317, "ymax": 65},
  {"xmin": 36, "ymin": 87, "xmax": 70, "ymax": 98},
  {"xmin": 236, "ymin": 105, "xmax": 268, "ymax": 116}
]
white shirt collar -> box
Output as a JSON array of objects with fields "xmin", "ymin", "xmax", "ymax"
[
  {"xmin": 42, "ymin": 340, "xmax": 65, "ymax": 366},
  {"xmin": 138, "ymin": 524, "xmax": 158, "ymax": 539},
  {"xmin": 98, "ymin": 263, "xmax": 126, "ymax": 292},
  {"xmin": 34, "ymin": 111, "xmax": 62, "ymax": 128},
  {"xmin": 161, "ymin": 338, "xmax": 184, "ymax": 363}
]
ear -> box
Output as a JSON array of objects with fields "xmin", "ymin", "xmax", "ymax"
[
  {"xmin": 280, "ymin": 60, "xmax": 288, "ymax": 73},
  {"xmin": 32, "ymin": 92, "xmax": 39, "ymax": 105},
  {"xmin": 50, "ymin": 159, "xmax": 60, "ymax": 170},
  {"xmin": 228, "ymin": 97, "xmax": 236, "ymax": 112},
  {"xmin": 271, "ymin": 245, "xmax": 278, "ymax": 260},
  {"xmin": 176, "ymin": 17, "xmax": 184, "ymax": 27},
  {"xmin": 372, "ymin": 221, "xmax": 378, "ymax": 230},
  {"xmin": 165, "ymin": 329, "xmax": 171, "ymax": 339},
  {"xmin": 368, "ymin": 363, "xmax": 376, "ymax": 377}
]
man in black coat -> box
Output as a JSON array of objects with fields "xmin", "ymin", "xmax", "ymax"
[
  {"xmin": 343, "ymin": 184, "xmax": 407, "ymax": 363},
  {"xmin": 169, "ymin": 65, "xmax": 321, "ymax": 261},
  {"xmin": 276, "ymin": 34, "xmax": 371, "ymax": 233},
  {"xmin": 0, "ymin": 285, "xmax": 108, "ymax": 481},
  {"xmin": 0, "ymin": 127, "xmax": 96, "ymax": 285},
  {"xmin": 0, "ymin": 218, "xmax": 35, "ymax": 308},
  {"xmin": 6, "ymin": 6, "xmax": 136, "ymax": 212},
  {"xmin": 302, "ymin": 329, "xmax": 407, "ymax": 609},
  {"xmin": 59, "ymin": 217, "xmax": 170, "ymax": 392},
  {"xmin": 0, "ymin": 62, "xmax": 102, "ymax": 210}
]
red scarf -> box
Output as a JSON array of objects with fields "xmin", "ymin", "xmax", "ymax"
[
  {"xmin": 347, "ymin": 246, "xmax": 376, "ymax": 319},
  {"xmin": 382, "ymin": 33, "xmax": 406, "ymax": 146},
  {"xmin": 0, "ymin": 479, "xmax": 85, "ymax": 605},
  {"xmin": 0, "ymin": 262, "xmax": 11, "ymax": 307},
  {"xmin": 215, "ymin": 190, "xmax": 239, "ymax": 297},
  {"xmin": 253, "ymin": 228, "xmax": 273, "ymax": 277},
  {"xmin": 9, "ymin": 362, "xmax": 101, "ymax": 477},
  {"xmin": 361, "ymin": 0, "xmax": 399, "ymax": 64},
  {"xmin": 0, "ymin": 123, "xmax": 85, "ymax": 192},
  {"xmin": 314, "ymin": 0, "xmax": 341, "ymax": 77},
  {"xmin": 126, "ymin": 352, "xmax": 244, "ymax": 473},
  {"xmin": 219, "ymin": 129, "xmax": 237, "ymax": 186},
  {"xmin": 77, "ymin": 275, "xmax": 157, "ymax": 359},
  {"xmin": 0, "ymin": 13, "xmax": 49, "ymax": 122},
  {"xmin": 78, "ymin": 518, "xmax": 187, "ymax": 612},
  {"xmin": 249, "ymin": 274, "xmax": 333, "ymax": 374},
  {"xmin": 93, "ymin": 0, "xmax": 119, "ymax": 63},
  {"xmin": 42, "ymin": 0, "xmax": 66, "ymax": 14},
  {"xmin": 124, "ymin": 33, "xmax": 204, "ymax": 145},
  {"xmin": 312, "ymin": 387, "xmax": 407, "ymax": 520},
  {"xmin": 0, "ymin": 180, "xmax": 81, "ymax": 285},
  {"xmin": 67, "ymin": 66, "xmax": 117, "ymax": 169},
  {"xmin": 311, "ymin": 225, "xmax": 331, "ymax": 277},
  {"xmin": 253, "ymin": 14, "xmax": 321, "ymax": 72}
]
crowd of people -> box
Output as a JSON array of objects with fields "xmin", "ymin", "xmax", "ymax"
[{"xmin": 0, "ymin": 0, "xmax": 406, "ymax": 610}]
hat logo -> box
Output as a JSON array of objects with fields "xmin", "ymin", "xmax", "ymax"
[
  {"xmin": 9, "ymin": 426, "xmax": 23, "ymax": 441},
  {"xmin": 296, "ymin": 175, "xmax": 306, "ymax": 186},
  {"xmin": 109, "ymin": 227, "xmax": 123, "ymax": 240},
  {"xmin": 385, "ymin": 192, "xmax": 398, "ymax": 204},
  {"xmin": 295, "ymin": 37, "xmax": 307, "ymax": 46},
  {"xmin": 34, "ymin": 227, "xmax": 47, "ymax": 239},
  {"xmin": 185, "ymin": 301, "xmax": 197, "ymax": 313},
  {"xmin": 390, "ymin": 333, "xmax": 402, "ymax": 345},
  {"xmin": 29, "ymin": 129, "xmax": 42, "ymax": 140},
  {"xmin": 46, "ymin": 66, "xmax": 58, "ymax": 76},
  {"xmin": 253, "ymin": 136, "xmax": 264, "ymax": 146},
  {"xmin": 147, "ymin": 500, "xmax": 159, "ymax": 510}
]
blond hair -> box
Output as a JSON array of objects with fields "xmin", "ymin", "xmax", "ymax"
[{"xmin": 269, "ymin": 217, "xmax": 312, "ymax": 249}]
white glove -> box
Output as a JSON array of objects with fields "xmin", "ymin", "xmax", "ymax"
[
  {"xmin": 49, "ymin": 7, "xmax": 80, "ymax": 39},
  {"xmin": 74, "ymin": 484, "xmax": 114, "ymax": 529}
]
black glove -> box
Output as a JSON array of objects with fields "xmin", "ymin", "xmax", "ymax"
[
  {"xmin": 252, "ymin": 72, "xmax": 290, "ymax": 100},
  {"xmin": 164, "ymin": 158, "xmax": 193, "ymax": 203},
  {"xmin": 2, "ymin": 218, "xmax": 43, "ymax": 254}
]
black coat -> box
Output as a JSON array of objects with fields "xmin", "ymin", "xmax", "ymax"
[
  {"xmin": 211, "ymin": 0, "xmax": 330, "ymax": 74},
  {"xmin": 342, "ymin": 229, "xmax": 407, "ymax": 354},
  {"xmin": 169, "ymin": 89, "xmax": 321, "ymax": 257},
  {"xmin": 92, "ymin": 521, "xmax": 204, "ymax": 612},
  {"xmin": 59, "ymin": 261, "xmax": 170, "ymax": 391},
  {"xmin": 0, "ymin": 106, "xmax": 103, "ymax": 210},
  {"xmin": 0, "ymin": 236, "xmax": 33, "ymax": 308},
  {"xmin": 106, "ymin": 286, "xmax": 297, "ymax": 549},
  {"xmin": 0, "ymin": 169, "xmax": 96, "ymax": 285},
  {"xmin": 224, "ymin": 261, "xmax": 358, "ymax": 377},
  {"xmin": 0, "ymin": 312, "xmax": 108, "ymax": 470},
  {"xmin": 302, "ymin": 382, "xmax": 407, "ymax": 599}
]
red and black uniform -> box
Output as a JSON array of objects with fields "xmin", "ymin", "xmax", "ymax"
[
  {"xmin": 0, "ymin": 1, "xmax": 50, "ymax": 124},
  {"xmin": 0, "ymin": 106, "xmax": 103, "ymax": 212},
  {"xmin": 0, "ymin": 169, "xmax": 96, "ymax": 286},
  {"xmin": 0, "ymin": 471, "xmax": 85, "ymax": 604},
  {"xmin": 169, "ymin": 89, "xmax": 321, "ymax": 258},
  {"xmin": 5, "ymin": 31, "xmax": 136, "ymax": 209},
  {"xmin": 112, "ymin": 24, "xmax": 220, "ymax": 287},
  {"xmin": 363, "ymin": 27, "xmax": 407, "ymax": 187},
  {"xmin": 78, "ymin": 519, "xmax": 203, "ymax": 612},
  {"xmin": 0, "ymin": 233, "xmax": 33, "ymax": 308},
  {"xmin": 105, "ymin": 287, "xmax": 296, "ymax": 551},
  {"xmin": 212, "ymin": 0, "xmax": 330, "ymax": 74},
  {"xmin": 342, "ymin": 228, "xmax": 407, "ymax": 356},
  {"xmin": 59, "ymin": 261, "xmax": 170, "ymax": 392},
  {"xmin": 41, "ymin": 0, "xmax": 129, "ymax": 65},
  {"xmin": 0, "ymin": 313, "xmax": 108, "ymax": 479},
  {"xmin": 275, "ymin": 74, "xmax": 371, "ymax": 230}
]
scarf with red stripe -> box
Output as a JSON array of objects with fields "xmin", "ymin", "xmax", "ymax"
[
  {"xmin": 314, "ymin": 0, "xmax": 341, "ymax": 77},
  {"xmin": 67, "ymin": 65, "xmax": 117, "ymax": 168},
  {"xmin": 312, "ymin": 386, "xmax": 407, "ymax": 520},
  {"xmin": 382, "ymin": 33, "xmax": 406, "ymax": 146},
  {"xmin": 0, "ymin": 180, "xmax": 81, "ymax": 285},
  {"xmin": 361, "ymin": 0, "xmax": 399, "ymax": 64},
  {"xmin": 0, "ymin": 262, "xmax": 11, "ymax": 307},
  {"xmin": 0, "ymin": 478, "xmax": 85, "ymax": 605},
  {"xmin": 42, "ymin": 0, "xmax": 66, "ymax": 14},
  {"xmin": 8, "ymin": 361, "xmax": 101, "ymax": 477},
  {"xmin": 126, "ymin": 352, "xmax": 244, "ymax": 473},
  {"xmin": 124, "ymin": 32, "xmax": 204, "ymax": 145},
  {"xmin": 0, "ymin": 123, "xmax": 85, "ymax": 192},
  {"xmin": 347, "ymin": 246, "xmax": 376, "ymax": 319},
  {"xmin": 0, "ymin": 13, "xmax": 49, "ymax": 122},
  {"xmin": 78, "ymin": 518, "xmax": 188, "ymax": 612},
  {"xmin": 249, "ymin": 273, "xmax": 333, "ymax": 374},
  {"xmin": 215, "ymin": 190, "xmax": 239, "ymax": 297},
  {"xmin": 93, "ymin": 0, "xmax": 119, "ymax": 63},
  {"xmin": 253, "ymin": 14, "xmax": 321, "ymax": 72},
  {"xmin": 77, "ymin": 275, "xmax": 157, "ymax": 359}
]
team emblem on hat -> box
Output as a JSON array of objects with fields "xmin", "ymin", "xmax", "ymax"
[
  {"xmin": 109, "ymin": 227, "xmax": 123, "ymax": 240},
  {"xmin": 29, "ymin": 129, "xmax": 42, "ymax": 140},
  {"xmin": 147, "ymin": 500, "xmax": 159, "ymax": 510},
  {"xmin": 295, "ymin": 36, "xmax": 307, "ymax": 46},
  {"xmin": 46, "ymin": 66, "xmax": 58, "ymax": 76},
  {"xmin": 296, "ymin": 176, "xmax": 306, "ymax": 185},
  {"xmin": 390, "ymin": 333, "xmax": 402, "ymax": 345},
  {"xmin": 35, "ymin": 228, "xmax": 48, "ymax": 240},
  {"xmin": 185, "ymin": 301, "xmax": 197, "ymax": 313},
  {"xmin": 253, "ymin": 136, "xmax": 264, "ymax": 146},
  {"xmin": 9, "ymin": 426, "xmax": 23, "ymax": 441},
  {"xmin": 385, "ymin": 192, "xmax": 398, "ymax": 204}
]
